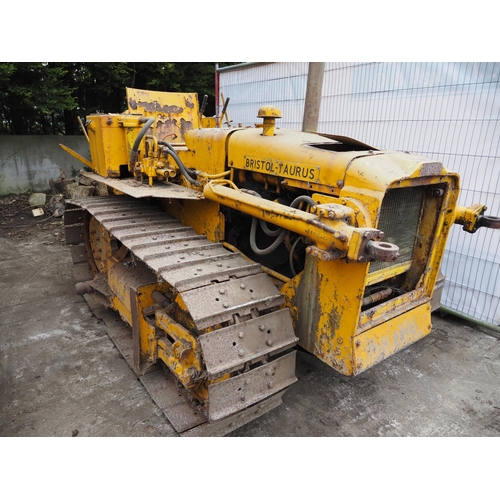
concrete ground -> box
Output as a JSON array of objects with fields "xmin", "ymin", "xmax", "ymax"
[{"xmin": 1, "ymin": 195, "xmax": 499, "ymax": 438}]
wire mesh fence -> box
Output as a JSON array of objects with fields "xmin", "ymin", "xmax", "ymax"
[{"xmin": 218, "ymin": 62, "xmax": 500, "ymax": 327}]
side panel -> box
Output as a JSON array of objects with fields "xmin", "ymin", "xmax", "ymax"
[
  {"xmin": 163, "ymin": 198, "xmax": 225, "ymax": 243},
  {"xmin": 126, "ymin": 87, "xmax": 200, "ymax": 142},
  {"xmin": 283, "ymin": 254, "xmax": 368, "ymax": 376},
  {"xmin": 87, "ymin": 115, "xmax": 129, "ymax": 177},
  {"xmin": 352, "ymin": 302, "xmax": 432, "ymax": 375}
]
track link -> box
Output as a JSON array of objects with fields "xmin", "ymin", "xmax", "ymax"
[{"xmin": 64, "ymin": 196, "xmax": 298, "ymax": 436}]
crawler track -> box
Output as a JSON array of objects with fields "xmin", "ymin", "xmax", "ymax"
[{"xmin": 64, "ymin": 196, "xmax": 297, "ymax": 436}]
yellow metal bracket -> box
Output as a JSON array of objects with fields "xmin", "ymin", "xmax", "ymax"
[
  {"xmin": 454, "ymin": 204, "xmax": 486, "ymax": 233},
  {"xmin": 156, "ymin": 310, "xmax": 202, "ymax": 389}
]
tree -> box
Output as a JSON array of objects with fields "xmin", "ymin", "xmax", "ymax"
[
  {"xmin": 0, "ymin": 63, "xmax": 77, "ymax": 135},
  {"xmin": 0, "ymin": 62, "xmax": 220, "ymax": 135}
]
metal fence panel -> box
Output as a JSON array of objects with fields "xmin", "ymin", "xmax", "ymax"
[
  {"xmin": 219, "ymin": 62, "xmax": 500, "ymax": 327},
  {"xmin": 218, "ymin": 62, "xmax": 309, "ymax": 128}
]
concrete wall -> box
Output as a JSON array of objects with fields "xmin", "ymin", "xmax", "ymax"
[{"xmin": 0, "ymin": 136, "xmax": 89, "ymax": 196}]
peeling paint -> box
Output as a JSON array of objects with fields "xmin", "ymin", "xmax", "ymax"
[
  {"xmin": 129, "ymin": 98, "xmax": 184, "ymax": 115},
  {"xmin": 184, "ymin": 96, "xmax": 195, "ymax": 109}
]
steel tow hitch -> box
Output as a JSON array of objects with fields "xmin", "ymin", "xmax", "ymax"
[{"xmin": 477, "ymin": 215, "xmax": 500, "ymax": 230}]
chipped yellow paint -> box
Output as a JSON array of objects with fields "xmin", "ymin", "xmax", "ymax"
[
  {"xmin": 454, "ymin": 203, "xmax": 487, "ymax": 233},
  {"xmin": 353, "ymin": 302, "xmax": 432, "ymax": 375},
  {"xmin": 278, "ymin": 163, "xmax": 460, "ymax": 375},
  {"xmin": 62, "ymin": 87, "xmax": 492, "ymax": 386},
  {"xmin": 162, "ymin": 198, "xmax": 225, "ymax": 243},
  {"xmin": 282, "ymin": 254, "xmax": 368, "ymax": 376},
  {"xmin": 156, "ymin": 310, "xmax": 202, "ymax": 389},
  {"xmin": 85, "ymin": 114, "xmax": 130, "ymax": 178}
]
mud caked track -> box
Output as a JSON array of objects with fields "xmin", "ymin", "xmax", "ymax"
[{"xmin": 64, "ymin": 196, "xmax": 297, "ymax": 436}]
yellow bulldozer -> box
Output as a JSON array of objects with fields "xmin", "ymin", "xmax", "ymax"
[{"xmin": 61, "ymin": 87, "xmax": 500, "ymax": 436}]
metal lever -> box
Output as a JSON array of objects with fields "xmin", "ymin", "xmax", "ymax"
[
  {"xmin": 199, "ymin": 94, "xmax": 208, "ymax": 127},
  {"xmin": 200, "ymin": 94, "xmax": 208, "ymax": 116},
  {"xmin": 219, "ymin": 97, "xmax": 230, "ymax": 127}
]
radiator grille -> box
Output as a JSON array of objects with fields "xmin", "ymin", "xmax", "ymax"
[{"xmin": 369, "ymin": 186, "xmax": 425, "ymax": 274}]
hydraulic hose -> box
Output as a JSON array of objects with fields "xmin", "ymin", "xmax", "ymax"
[
  {"xmin": 158, "ymin": 140, "xmax": 201, "ymax": 187},
  {"xmin": 130, "ymin": 117, "xmax": 155, "ymax": 170},
  {"xmin": 289, "ymin": 195, "xmax": 316, "ymax": 210},
  {"xmin": 250, "ymin": 195, "xmax": 317, "ymax": 256},
  {"xmin": 250, "ymin": 217, "xmax": 287, "ymax": 255},
  {"xmin": 259, "ymin": 219, "xmax": 282, "ymax": 237}
]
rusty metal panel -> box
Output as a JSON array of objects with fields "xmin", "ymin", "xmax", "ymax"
[
  {"xmin": 148, "ymin": 245, "xmax": 229, "ymax": 274},
  {"xmin": 98, "ymin": 216, "xmax": 173, "ymax": 235},
  {"xmin": 141, "ymin": 371, "xmax": 288, "ymax": 436},
  {"xmin": 63, "ymin": 208, "xmax": 83, "ymax": 225},
  {"xmin": 140, "ymin": 370, "xmax": 208, "ymax": 433},
  {"xmin": 82, "ymin": 205, "xmax": 160, "ymax": 220},
  {"xmin": 353, "ymin": 302, "xmax": 432, "ymax": 375},
  {"xmin": 207, "ymin": 351, "xmax": 297, "ymax": 421},
  {"xmin": 181, "ymin": 273, "xmax": 285, "ymax": 330},
  {"xmin": 163, "ymin": 255, "xmax": 262, "ymax": 292},
  {"xmin": 199, "ymin": 309, "xmax": 297, "ymax": 377},
  {"xmin": 68, "ymin": 196, "xmax": 152, "ymax": 217},
  {"xmin": 182, "ymin": 390, "xmax": 285, "ymax": 437},
  {"xmin": 78, "ymin": 172, "xmax": 203, "ymax": 199},
  {"xmin": 64, "ymin": 224, "xmax": 84, "ymax": 245},
  {"xmin": 111, "ymin": 223, "xmax": 188, "ymax": 243},
  {"xmin": 126, "ymin": 88, "xmax": 200, "ymax": 143},
  {"xmin": 117, "ymin": 226, "xmax": 196, "ymax": 249},
  {"xmin": 139, "ymin": 240, "xmax": 221, "ymax": 263},
  {"xmin": 74, "ymin": 203, "xmax": 162, "ymax": 223}
]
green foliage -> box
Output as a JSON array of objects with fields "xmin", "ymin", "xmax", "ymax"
[
  {"xmin": 0, "ymin": 63, "xmax": 78, "ymax": 134},
  {"xmin": 0, "ymin": 62, "xmax": 220, "ymax": 135}
]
